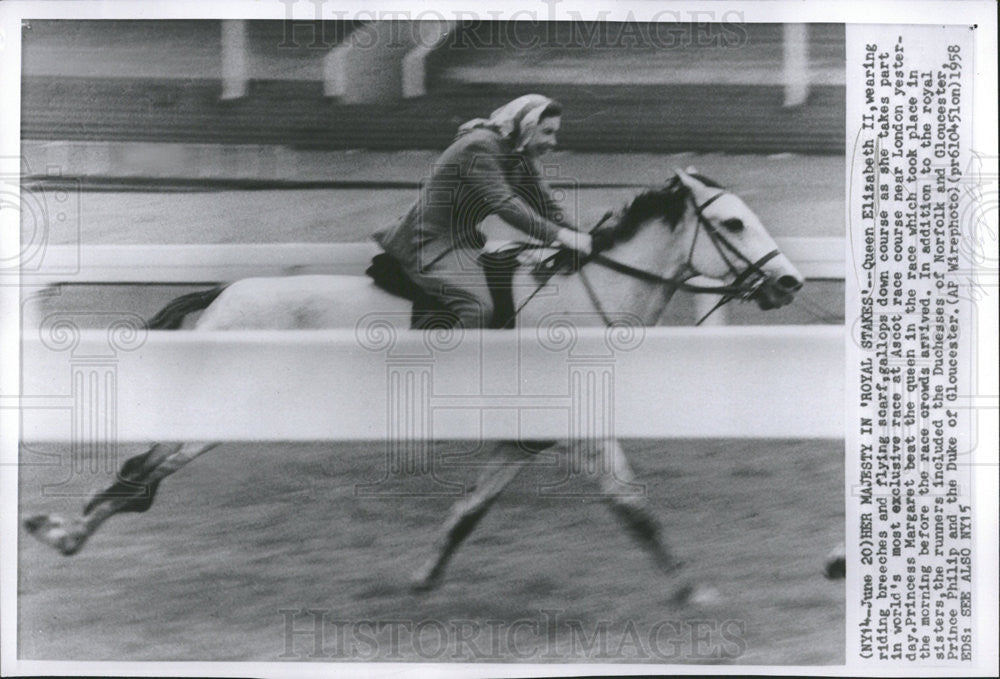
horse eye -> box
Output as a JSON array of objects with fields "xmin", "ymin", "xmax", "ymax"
[{"xmin": 721, "ymin": 218, "xmax": 744, "ymax": 233}]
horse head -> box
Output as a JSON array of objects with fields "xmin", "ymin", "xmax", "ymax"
[
  {"xmin": 671, "ymin": 167, "xmax": 803, "ymax": 310},
  {"xmin": 599, "ymin": 168, "xmax": 803, "ymax": 315}
]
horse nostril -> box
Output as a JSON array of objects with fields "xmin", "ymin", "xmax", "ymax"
[{"xmin": 777, "ymin": 275, "xmax": 802, "ymax": 292}]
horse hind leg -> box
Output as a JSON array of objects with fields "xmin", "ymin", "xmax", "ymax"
[
  {"xmin": 23, "ymin": 442, "xmax": 180, "ymax": 555},
  {"xmin": 410, "ymin": 442, "xmax": 533, "ymax": 592},
  {"xmin": 82, "ymin": 445, "xmax": 170, "ymax": 515},
  {"xmin": 24, "ymin": 441, "xmax": 217, "ymax": 556}
]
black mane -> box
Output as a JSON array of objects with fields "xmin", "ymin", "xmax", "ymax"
[{"xmin": 612, "ymin": 173, "xmax": 724, "ymax": 242}]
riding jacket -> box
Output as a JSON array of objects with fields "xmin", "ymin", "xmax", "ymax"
[{"xmin": 373, "ymin": 127, "xmax": 570, "ymax": 274}]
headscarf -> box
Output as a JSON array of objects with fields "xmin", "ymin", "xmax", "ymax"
[{"xmin": 456, "ymin": 94, "xmax": 557, "ymax": 153}]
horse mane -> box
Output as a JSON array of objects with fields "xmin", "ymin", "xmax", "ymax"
[{"xmin": 612, "ymin": 172, "xmax": 724, "ymax": 242}]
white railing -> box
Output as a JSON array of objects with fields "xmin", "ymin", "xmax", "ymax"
[
  {"xmin": 18, "ymin": 238, "xmax": 844, "ymax": 285},
  {"xmin": 17, "ymin": 240, "xmax": 844, "ymax": 443},
  {"xmin": 20, "ymin": 326, "xmax": 844, "ymax": 442}
]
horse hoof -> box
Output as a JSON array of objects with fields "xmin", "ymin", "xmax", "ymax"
[
  {"xmin": 409, "ymin": 572, "xmax": 440, "ymax": 594},
  {"xmin": 824, "ymin": 543, "xmax": 846, "ymax": 580},
  {"xmin": 666, "ymin": 581, "xmax": 720, "ymax": 606},
  {"xmin": 409, "ymin": 564, "xmax": 442, "ymax": 593},
  {"xmin": 687, "ymin": 583, "xmax": 722, "ymax": 606},
  {"xmin": 824, "ymin": 555, "xmax": 846, "ymax": 580},
  {"xmin": 23, "ymin": 514, "xmax": 88, "ymax": 556}
]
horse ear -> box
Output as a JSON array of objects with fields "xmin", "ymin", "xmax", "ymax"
[
  {"xmin": 674, "ymin": 167, "xmax": 701, "ymax": 191},
  {"xmin": 675, "ymin": 167, "xmax": 722, "ymax": 206}
]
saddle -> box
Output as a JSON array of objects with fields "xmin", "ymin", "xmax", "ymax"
[{"xmin": 366, "ymin": 243, "xmax": 567, "ymax": 330}]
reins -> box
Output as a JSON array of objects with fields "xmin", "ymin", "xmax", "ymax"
[
  {"xmin": 509, "ymin": 183, "xmax": 781, "ymax": 328},
  {"xmin": 579, "ymin": 190, "xmax": 780, "ymax": 326}
]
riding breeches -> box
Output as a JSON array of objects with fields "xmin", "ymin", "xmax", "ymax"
[{"xmin": 407, "ymin": 247, "xmax": 494, "ymax": 329}]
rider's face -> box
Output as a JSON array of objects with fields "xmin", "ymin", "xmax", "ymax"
[{"xmin": 524, "ymin": 116, "xmax": 560, "ymax": 156}]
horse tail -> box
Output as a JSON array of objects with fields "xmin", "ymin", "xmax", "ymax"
[{"xmin": 146, "ymin": 285, "xmax": 226, "ymax": 330}]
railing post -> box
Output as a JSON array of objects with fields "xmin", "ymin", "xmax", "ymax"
[
  {"xmin": 401, "ymin": 21, "xmax": 455, "ymax": 98},
  {"xmin": 782, "ymin": 23, "xmax": 810, "ymax": 107},
  {"xmin": 33, "ymin": 313, "xmax": 147, "ymax": 497},
  {"xmin": 324, "ymin": 22, "xmax": 411, "ymax": 103},
  {"xmin": 220, "ymin": 19, "xmax": 250, "ymax": 100}
]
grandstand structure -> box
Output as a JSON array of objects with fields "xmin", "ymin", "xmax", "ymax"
[{"xmin": 22, "ymin": 20, "xmax": 844, "ymax": 154}]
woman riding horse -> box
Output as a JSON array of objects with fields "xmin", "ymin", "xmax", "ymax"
[
  {"xmin": 373, "ymin": 94, "xmax": 593, "ymax": 328},
  {"xmin": 25, "ymin": 154, "xmax": 805, "ymax": 595}
]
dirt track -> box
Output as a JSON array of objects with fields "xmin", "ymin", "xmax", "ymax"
[{"xmin": 19, "ymin": 439, "xmax": 844, "ymax": 664}]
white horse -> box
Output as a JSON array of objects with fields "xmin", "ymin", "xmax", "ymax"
[{"xmin": 25, "ymin": 168, "xmax": 804, "ymax": 592}]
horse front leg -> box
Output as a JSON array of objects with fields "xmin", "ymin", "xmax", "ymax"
[
  {"xmin": 595, "ymin": 439, "xmax": 682, "ymax": 575},
  {"xmin": 410, "ymin": 441, "xmax": 534, "ymax": 592},
  {"xmin": 24, "ymin": 441, "xmax": 219, "ymax": 555}
]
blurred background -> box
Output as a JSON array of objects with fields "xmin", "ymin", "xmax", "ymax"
[{"xmin": 21, "ymin": 20, "xmax": 844, "ymax": 151}]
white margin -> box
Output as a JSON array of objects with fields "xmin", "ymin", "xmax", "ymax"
[{"xmin": 0, "ymin": 1, "xmax": 996, "ymax": 678}]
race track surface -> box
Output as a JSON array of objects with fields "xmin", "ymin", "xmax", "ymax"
[{"xmin": 19, "ymin": 438, "xmax": 844, "ymax": 664}]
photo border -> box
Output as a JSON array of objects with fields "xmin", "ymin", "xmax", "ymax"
[{"xmin": 1, "ymin": 1, "xmax": 996, "ymax": 677}]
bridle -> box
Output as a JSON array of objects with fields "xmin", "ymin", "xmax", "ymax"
[{"xmin": 578, "ymin": 186, "xmax": 782, "ymax": 326}]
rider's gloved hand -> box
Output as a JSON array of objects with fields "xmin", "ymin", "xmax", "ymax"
[
  {"xmin": 556, "ymin": 228, "xmax": 593, "ymax": 256},
  {"xmin": 591, "ymin": 226, "xmax": 615, "ymax": 253}
]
